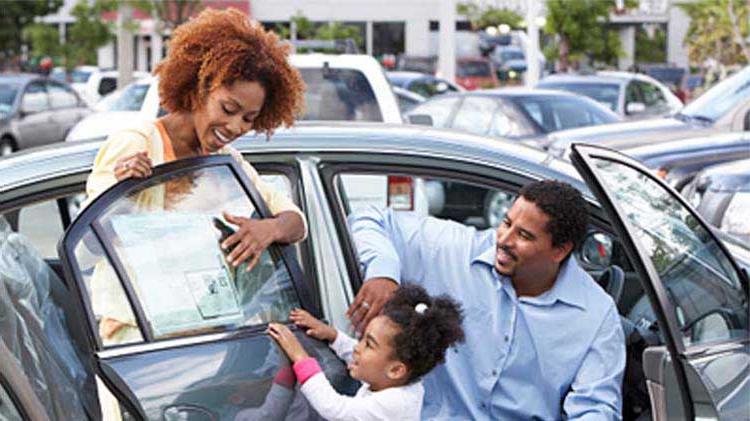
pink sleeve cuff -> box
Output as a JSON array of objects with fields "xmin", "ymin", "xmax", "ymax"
[
  {"xmin": 293, "ymin": 357, "xmax": 322, "ymax": 385},
  {"xmin": 273, "ymin": 366, "xmax": 296, "ymax": 388}
]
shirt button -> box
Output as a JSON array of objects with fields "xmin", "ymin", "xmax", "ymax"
[
  {"xmin": 481, "ymin": 403, "xmax": 487, "ymax": 409},
  {"xmin": 504, "ymin": 335, "xmax": 509, "ymax": 342},
  {"xmin": 492, "ymin": 369, "xmax": 497, "ymax": 376}
]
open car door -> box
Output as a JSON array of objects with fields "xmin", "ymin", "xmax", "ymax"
[
  {"xmin": 59, "ymin": 156, "xmax": 357, "ymax": 420},
  {"xmin": 570, "ymin": 144, "xmax": 749, "ymax": 420}
]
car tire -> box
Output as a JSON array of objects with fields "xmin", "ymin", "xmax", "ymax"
[
  {"xmin": 0, "ymin": 137, "xmax": 15, "ymax": 157},
  {"xmin": 483, "ymin": 190, "xmax": 515, "ymax": 228}
]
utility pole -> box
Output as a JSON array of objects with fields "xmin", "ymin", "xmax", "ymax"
[
  {"xmin": 438, "ymin": 0, "xmax": 456, "ymax": 81},
  {"xmin": 117, "ymin": 2, "xmax": 134, "ymax": 88},
  {"xmin": 525, "ymin": 0, "xmax": 541, "ymax": 86}
]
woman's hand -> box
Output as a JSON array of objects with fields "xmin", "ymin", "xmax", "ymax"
[
  {"xmin": 268, "ymin": 323, "xmax": 309, "ymax": 363},
  {"xmin": 290, "ymin": 308, "xmax": 337, "ymax": 342},
  {"xmin": 114, "ymin": 151, "xmax": 152, "ymax": 180},
  {"xmin": 221, "ymin": 211, "xmax": 281, "ymax": 271}
]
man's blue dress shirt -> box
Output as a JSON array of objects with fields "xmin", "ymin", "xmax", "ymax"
[{"xmin": 349, "ymin": 207, "xmax": 626, "ymax": 420}]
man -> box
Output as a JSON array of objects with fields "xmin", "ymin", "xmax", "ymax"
[{"xmin": 346, "ymin": 180, "xmax": 625, "ymax": 420}]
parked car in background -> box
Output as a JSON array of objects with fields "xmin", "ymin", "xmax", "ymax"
[
  {"xmin": 478, "ymin": 32, "xmax": 512, "ymax": 56},
  {"xmin": 406, "ymin": 88, "xmax": 620, "ymax": 147},
  {"xmin": 538, "ymin": 71, "xmax": 683, "ymax": 120},
  {"xmin": 395, "ymin": 55, "xmax": 438, "ymax": 74},
  {"xmin": 0, "ymin": 74, "xmax": 90, "ymax": 156},
  {"xmin": 67, "ymin": 54, "xmax": 402, "ymax": 143},
  {"xmin": 2, "ymin": 123, "xmax": 747, "ymax": 420},
  {"xmin": 489, "ymin": 45, "xmax": 526, "ymax": 82},
  {"xmin": 51, "ymin": 66, "xmax": 149, "ymax": 106},
  {"xmin": 623, "ymin": 132, "xmax": 750, "ymax": 191},
  {"xmin": 455, "ymin": 57, "xmax": 499, "ymax": 90},
  {"xmin": 682, "ymin": 158, "xmax": 750, "ymax": 245},
  {"xmin": 387, "ymin": 71, "xmax": 463, "ymax": 98},
  {"xmin": 392, "ymin": 86, "xmax": 425, "ymax": 114},
  {"xmin": 546, "ymin": 65, "xmax": 750, "ymax": 157}
]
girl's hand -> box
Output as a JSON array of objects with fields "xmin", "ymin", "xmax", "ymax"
[
  {"xmin": 221, "ymin": 211, "xmax": 280, "ymax": 271},
  {"xmin": 115, "ymin": 151, "xmax": 152, "ymax": 180},
  {"xmin": 290, "ymin": 308, "xmax": 337, "ymax": 342},
  {"xmin": 268, "ymin": 323, "xmax": 309, "ymax": 363}
]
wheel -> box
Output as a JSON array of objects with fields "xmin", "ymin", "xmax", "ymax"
[
  {"xmin": 483, "ymin": 191, "xmax": 515, "ymax": 228},
  {"xmin": 0, "ymin": 137, "xmax": 15, "ymax": 157}
]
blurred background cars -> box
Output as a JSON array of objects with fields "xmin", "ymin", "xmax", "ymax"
[
  {"xmin": 538, "ymin": 71, "xmax": 683, "ymax": 120},
  {"xmin": 51, "ymin": 66, "xmax": 149, "ymax": 106},
  {"xmin": 455, "ymin": 57, "xmax": 499, "ymax": 89},
  {"xmin": 546, "ymin": 65, "xmax": 750, "ymax": 157},
  {"xmin": 387, "ymin": 71, "xmax": 463, "ymax": 98},
  {"xmin": 392, "ymin": 86, "xmax": 425, "ymax": 114},
  {"xmin": 683, "ymin": 158, "xmax": 750, "ymax": 245},
  {"xmin": 623, "ymin": 132, "xmax": 750, "ymax": 191},
  {"xmin": 489, "ymin": 45, "xmax": 527, "ymax": 83},
  {"xmin": 0, "ymin": 73, "xmax": 90, "ymax": 156},
  {"xmin": 406, "ymin": 88, "xmax": 620, "ymax": 147},
  {"xmin": 395, "ymin": 55, "xmax": 438, "ymax": 74}
]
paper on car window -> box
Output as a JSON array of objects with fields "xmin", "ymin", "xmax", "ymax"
[{"xmin": 111, "ymin": 212, "xmax": 242, "ymax": 337}]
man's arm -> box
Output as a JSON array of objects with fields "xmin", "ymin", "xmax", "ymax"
[{"xmin": 564, "ymin": 305, "xmax": 626, "ymax": 421}]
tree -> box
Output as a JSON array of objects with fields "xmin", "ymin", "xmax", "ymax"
[
  {"xmin": 0, "ymin": 0, "xmax": 62, "ymax": 64},
  {"xmin": 274, "ymin": 12, "xmax": 364, "ymax": 52},
  {"xmin": 635, "ymin": 25, "xmax": 667, "ymax": 64},
  {"xmin": 133, "ymin": 0, "xmax": 203, "ymax": 32},
  {"xmin": 544, "ymin": 0, "xmax": 630, "ymax": 71},
  {"xmin": 679, "ymin": 0, "xmax": 749, "ymax": 66},
  {"xmin": 457, "ymin": 2, "xmax": 523, "ymax": 30}
]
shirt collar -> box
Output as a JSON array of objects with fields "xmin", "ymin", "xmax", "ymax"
[{"xmin": 472, "ymin": 246, "xmax": 588, "ymax": 310}]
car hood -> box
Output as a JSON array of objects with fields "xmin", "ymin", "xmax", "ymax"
[
  {"xmin": 66, "ymin": 111, "xmax": 147, "ymax": 142},
  {"xmin": 546, "ymin": 117, "xmax": 718, "ymax": 158}
]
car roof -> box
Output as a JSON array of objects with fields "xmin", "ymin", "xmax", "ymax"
[
  {"xmin": 539, "ymin": 73, "xmax": 629, "ymax": 85},
  {"xmin": 0, "ymin": 73, "xmax": 40, "ymax": 85},
  {"xmin": 469, "ymin": 87, "xmax": 581, "ymax": 97},
  {"xmin": 0, "ymin": 122, "xmax": 587, "ymax": 198},
  {"xmin": 624, "ymin": 132, "xmax": 750, "ymax": 161}
]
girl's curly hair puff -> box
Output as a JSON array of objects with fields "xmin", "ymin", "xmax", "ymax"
[
  {"xmin": 154, "ymin": 8, "xmax": 305, "ymax": 136},
  {"xmin": 382, "ymin": 284, "xmax": 465, "ymax": 383}
]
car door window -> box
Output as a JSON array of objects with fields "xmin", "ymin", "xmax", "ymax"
[
  {"xmin": 21, "ymin": 82, "xmax": 48, "ymax": 113},
  {"xmin": 64, "ymin": 160, "xmax": 304, "ymax": 346},
  {"xmin": 625, "ymin": 82, "xmax": 642, "ymax": 109},
  {"xmin": 452, "ymin": 96, "xmax": 497, "ymax": 135},
  {"xmin": 47, "ymin": 82, "xmax": 79, "ymax": 108},
  {"xmin": 637, "ymin": 81, "xmax": 666, "ymax": 107},
  {"xmin": 584, "ymin": 156, "xmax": 748, "ymax": 347},
  {"xmin": 408, "ymin": 96, "xmax": 459, "ymax": 128},
  {"xmin": 489, "ymin": 104, "xmax": 531, "ymax": 137}
]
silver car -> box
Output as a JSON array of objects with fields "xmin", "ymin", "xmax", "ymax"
[{"xmin": 0, "ymin": 74, "xmax": 90, "ymax": 157}]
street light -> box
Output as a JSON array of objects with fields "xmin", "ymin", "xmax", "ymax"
[
  {"xmin": 485, "ymin": 26, "xmax": 498, "ymax": 36},
  {"xmin": 535, "ymin": 16, "xmax": 546, "ymax": 27},
  {"xmin": 498, "ymin": 24, "xmax": 511, "ymax": 34}
]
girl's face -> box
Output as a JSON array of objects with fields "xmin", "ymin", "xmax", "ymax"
[
  {"xmin": 350, "ymin": 315, "xmax": 408, "ymax": 391},
  {"xmin": 192, "ymin": 80, "xmax": 266, "ymax": 154}
]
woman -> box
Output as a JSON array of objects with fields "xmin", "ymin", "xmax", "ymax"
[{"xmin": 85, "ymin": 8, "xmax": 307, "ymax": 344}]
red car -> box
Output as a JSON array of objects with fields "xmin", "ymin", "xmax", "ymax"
[{"xmin": 455, "ymin": 57, "xmax": 499, "ymax": 90}]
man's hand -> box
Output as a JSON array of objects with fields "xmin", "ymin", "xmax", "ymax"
[
  {"xmin": 289, "ymin": 308, "xmax": 337, "ymax": 342},
  {"xmin": 346, "ymin": 277, "xmax": 398, "ymax": 332}
]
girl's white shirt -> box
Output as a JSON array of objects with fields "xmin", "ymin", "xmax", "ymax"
[{"xmin": 300, "ymin": 330, "xmax": 424, "ymax": 421}]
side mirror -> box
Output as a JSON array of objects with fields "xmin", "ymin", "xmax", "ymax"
[
  {"xmin": 626, "ymin": 102, "xmax": 646, "ymax": 115},
  {"xmin": 580, "ymin": 232, "xmax": 613, "ymax": 267},
  {"xmin": 407, "ymin": 114, "xmax": 434, "ymax": 126}
]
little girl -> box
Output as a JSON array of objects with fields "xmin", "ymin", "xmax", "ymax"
[{"xmin": 268, "ymin": 284, "xmax": 464, "ymax": 421}]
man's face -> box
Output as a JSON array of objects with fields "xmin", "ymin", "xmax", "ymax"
[{"xmin": 495, "ymin": 197, "xmax": 569, "ymax": 281}]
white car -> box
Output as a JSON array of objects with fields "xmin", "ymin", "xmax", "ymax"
[{"xmin": 51, "ymin": 66, "xmax": 149, "ymax": 107}]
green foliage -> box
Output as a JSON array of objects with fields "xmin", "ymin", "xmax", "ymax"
[
  {"xmin": 0, "ymin": 0, "xmax": 63, "ymax": 60},
  {"xmin": 457, "ymin": 2, "xmax": 523, "ymax": 30},
  {"xmin": 679, "ymin": 0, "xmax": 749, "ymax": 65},
  {"xmin": 23, "ymin": 23, "xmax": 63, "ymax": 59},
  {"xmin": 544, "ymin": 0, "xmax": 623, "ymax": 70},
  {"xmin": 131, "ymin": 0, "xmax": 203, "ymax": 31},
  {"xmin": 635, "ymin": 25, "xmax": 667, "ymax": 64},
  {"xmin": 274, "ymin": 11, "xmax": 363, "ymax": 51}
]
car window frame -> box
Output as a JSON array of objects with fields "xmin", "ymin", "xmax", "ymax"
[
  {"xmin": 20, "ymin": 81, "xmax": 50, "ymax": 114},
  {"xmin": 59, "ymin": 155, "xmax": 317, "ymax": 351},
  {"xmin": 570, "ymin": 143, "xmax": 750, "ymax": 420},
  {"xmin": 451, "ymin": 95, "xmax": 500, "ymax": 135},
  {"xmin": 45, "ymin": 80, "xmax": 81, "ymax": 109}
]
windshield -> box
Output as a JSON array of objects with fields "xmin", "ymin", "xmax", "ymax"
[
  {"xmin": 681, "ymin": 66, "xmax": 750, "ymax": 122},
  {"xmin": 96, "ymin": 82, "xmax": 149, "ymax": 112},
  {"xmin": 501, "ymin": 51, "xmax": 524, "ymax": 61},
  {"xmin": 513, "ymin": 95, "xmax": 619, "ymax": 133},
  {"xmin": 539, "ymin": 82, "xmax": 620, "ymax": 112},
  {"xmin": 0, "ymin": 84, "xmax": 18, "ymax": 115},
  {"xmin": 457, "ymin": 61, "xmax": 492, "ymax": 77},
  {"xmin": 298, "ymin": 67, "xmax": 382, "ymax": 121},
  {"xmin": 71, "ymin": 69, "xmax": 93, "ymax": 84}
]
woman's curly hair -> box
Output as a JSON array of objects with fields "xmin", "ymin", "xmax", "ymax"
[
  {"xmin": 154, "ymin": 8, "xmax": 305, "ymax": 136},
  {"xmin": 382, "ymin": 284, "xmax": 465, "ymax": 383}
]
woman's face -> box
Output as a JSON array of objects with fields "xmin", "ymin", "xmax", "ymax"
[{"xmin": 192, "ymin": 80, "xmax": 266, "ymax": 154}]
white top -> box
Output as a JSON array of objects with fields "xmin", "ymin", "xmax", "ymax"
[{"xmin": 300, "ymin": 330, "xmax": 425, "ymax": 421}]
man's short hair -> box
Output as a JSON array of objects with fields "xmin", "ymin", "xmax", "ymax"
[{"xmin": 519, "ymin": 180, "xmax": 589, "ymax": 252}]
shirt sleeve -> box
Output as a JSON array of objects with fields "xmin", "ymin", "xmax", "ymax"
[
  {"xmin": 563, "ymin": 304, "xmax": 626, "ymax": 421},
  {"xmin": 300, "ymin": 373, "xmax": 407, "ymax": 421},
  {"xmin": 329, "ymin": 330, "xmax": 358, "ymax": 364},
  {"xmin": 84, "ymin": 128, "xmax": 149, "ymax": 208},
  {"xmin": 347, "ymin": 206, "xmax": 469, "ymax": 285},
  {"xmin": 224, "ymin": 146, "xmax": 308, "ymax": 241}
]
